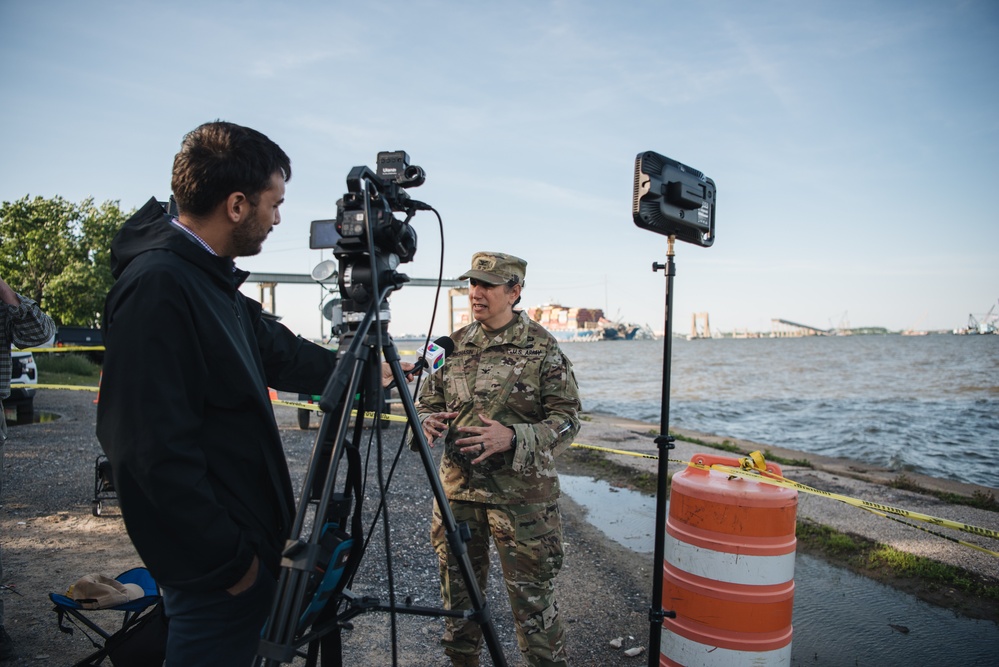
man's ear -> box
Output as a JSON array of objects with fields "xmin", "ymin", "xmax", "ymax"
[{"xmin": 225, "ymin": 192, "xmax": 249, "ymax": 223}]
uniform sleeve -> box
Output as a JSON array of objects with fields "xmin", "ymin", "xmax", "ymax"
[
  {"xmin": 412, "ymin": 371, "xmax": 448, "ymax": 450},
  {"xmin": 416, "ymin": 370, "xmax": 448, "ymax": 419},
  {"xmin": 510, "ymin": 345, "xmax": 581, "ymax": 473}
]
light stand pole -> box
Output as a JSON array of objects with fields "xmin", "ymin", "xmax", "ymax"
[
  {"xmin": 648, "ymin": 235, "xmax": 678, "ymax": 667},
  {"xmin": 631, "ymin": 149, "xmax": 716, "ymax": 665}
]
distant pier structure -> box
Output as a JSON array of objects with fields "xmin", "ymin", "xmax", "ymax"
[{"xmin": 770, "ymin": 319, "xmax": 830, "ymax": 338}]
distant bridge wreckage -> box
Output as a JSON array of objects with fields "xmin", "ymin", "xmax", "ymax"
[
  {"xmin": 249, "ymin": 275, "xmax": 842, "ymax": 340},
  {"xmin": 689, "ymin": 312, "xmax": 712, "ymax": 340},
  {"xmin": 770, "ymin": 319, "xmax": 830, "ymax": 338}
]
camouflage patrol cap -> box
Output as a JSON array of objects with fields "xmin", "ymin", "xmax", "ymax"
[{"xmin": 458, "ymin": 251, "xmax": 527, "ymax": 286}]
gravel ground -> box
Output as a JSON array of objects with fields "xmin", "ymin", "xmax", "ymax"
[
  {"xmin": 1, "ymin": 390, "xmax": 652, "ymax": 666},
  {"xmin": 1, "ymin": 389, "xmax": 996, "ymax": 665}
]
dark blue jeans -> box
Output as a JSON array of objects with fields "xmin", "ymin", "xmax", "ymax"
[{"xmin": 161, "ymin": 563, "xmax": 276, "ymax": 667}]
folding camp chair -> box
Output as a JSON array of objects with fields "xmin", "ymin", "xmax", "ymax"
[{"xmin": 50, "ymin": 567, "xmax": 163, "ymax": 666}]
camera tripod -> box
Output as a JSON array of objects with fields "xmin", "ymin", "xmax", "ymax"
[{"xmin": 256, "ymin": 283, "xmax": 508, "ymax": 667}]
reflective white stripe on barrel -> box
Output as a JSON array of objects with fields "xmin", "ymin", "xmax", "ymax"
[
  {"xmin": 661, "ymin": 631, "xmax": 792, "ymax": 667},
  {"xmin": 664, "ymin": 532, "xmax": 796, "ymax": 586}
]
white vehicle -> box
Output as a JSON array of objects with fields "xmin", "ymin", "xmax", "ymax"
[{"xmin": 6, "ymin": 350, "xmax": 38, "ymax": 424}]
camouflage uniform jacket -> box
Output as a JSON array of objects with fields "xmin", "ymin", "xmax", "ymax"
[{"xmin": 416, "ymin": 311, "xmax": 581, "ymax": 505}]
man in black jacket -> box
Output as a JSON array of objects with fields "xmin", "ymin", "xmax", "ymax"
[{"xmin": 96, "ymin": 121, "xmax": 403, "ymax": 665}]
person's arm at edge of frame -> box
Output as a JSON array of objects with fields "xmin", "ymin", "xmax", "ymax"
[{"xmin": 0, "ymin": 276, "xmax": 56, "ymax": 348}]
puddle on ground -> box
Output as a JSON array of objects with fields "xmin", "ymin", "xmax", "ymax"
[
  {"xmin": 4, "ymin": 410, "xmax": 61, "ymax": 426},
  {"xmin": 560, "ymin": 474, "xmax": 999, "ymax": 666},
  {"xmin": 35, "ymin": 411, "xmax": 60, "ymax": 423},
  {"xmin": 561, "ymin": 474, "xmax": 657, "ymax": 552}
]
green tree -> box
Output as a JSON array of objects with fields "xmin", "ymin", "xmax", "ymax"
[{"xmin": 0, "ymin": 195, "xmax": 130, "ymax": 327}]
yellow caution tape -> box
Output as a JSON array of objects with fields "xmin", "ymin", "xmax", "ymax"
[
  {"xmin": 271, "ymin": 398, "xmax": 407, "ymax": 423},
  {"xmin": 852, "ymin": 504, "xmax": 999, "ymax": 557},
  {"xmin": 563, "ymin": 441, "xmax": 998, "ymax": 554},
  {"xmin": 570, "ymin": 442, "xmax": 659, "ymax": 461},
  {"xmin": 272, "ymin": 398, "xmax": 319, "ymax": 411},
  {"xmin": 699, "ymin": 453, "xmax": 999, "ymax": 554},
  {"xmin": 19, "ymin": 387, "xmax": 406, "ymax": 424},
  {"xmin": 361, "ymin": 411, "xmax": 407, "ymax": 423},
  {"xmin": 27, "ymin": 346, "xmax": 105, "ymax": 353},
  {"xmin": 26, "ymin": 345, "xmax": 419, "ymax": 355},
  {"xmin": 11, "ymin": 383, "xmax": 98, "ymax": 392},
  {"xmin": 744, "ymin": 450, "xmax": 768, "ymax": 471},
  {"xmin": 20, "ymin": 386, "xmax": 997, "ymax": 554}
]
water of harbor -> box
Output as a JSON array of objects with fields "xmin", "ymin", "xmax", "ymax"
[
  {"xmin": 560, "ymin": 474, "xmax": 999, "ymax": 666},
  {"xmin": 562, "ymin": 334, "xmax": 999, "ymax": 488}
]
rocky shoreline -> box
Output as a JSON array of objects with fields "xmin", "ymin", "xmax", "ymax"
[{"xmin": 1, "ymin": 389, "xmax": 996, "ymax": 665}]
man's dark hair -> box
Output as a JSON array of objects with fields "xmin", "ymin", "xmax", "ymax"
[{"xmin": 171, "ymin": 121, "xmax": 291, "ymax": 216}]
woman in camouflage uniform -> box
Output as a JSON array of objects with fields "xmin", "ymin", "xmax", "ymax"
[{"xmin": 417, "ymin": 252, "xmax": 581, "ymax": 667}]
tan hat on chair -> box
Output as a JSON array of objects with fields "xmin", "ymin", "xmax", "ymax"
[{"xmin": 70, "ymin": 573, "xmax": 145, "ymax": 609}]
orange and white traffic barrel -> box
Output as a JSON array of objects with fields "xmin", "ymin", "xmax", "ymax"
[{"xmin": 661, "ymin": 452, "xmax": 797, "ymax": 666}]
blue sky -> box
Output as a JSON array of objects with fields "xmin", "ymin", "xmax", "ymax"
[{"xmin": 2, "ymin": 0, "xmax": 997, "ymax": 339}]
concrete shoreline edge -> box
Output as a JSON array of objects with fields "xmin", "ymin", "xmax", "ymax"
[
  {"xmin": 570, "ymin": 410, "xmax": 999, "ymax": 623},
  {"xmin": 579, "ymin": 410, "xmax": 998, "ymax": 499}
]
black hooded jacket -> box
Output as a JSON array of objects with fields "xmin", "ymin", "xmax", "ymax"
[{"xmin": 96, "ymin": 198, "xmax": 336, "ymax": 592}]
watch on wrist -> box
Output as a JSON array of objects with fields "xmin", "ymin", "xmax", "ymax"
[{"xmin": 510, "ymin": 432, "xmax": 517, "ymax": 450}]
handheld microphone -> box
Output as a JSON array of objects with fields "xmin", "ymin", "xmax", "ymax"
[
  {"xmin": 412, "ymin": 336, "xmax": 455, "ymax": 375},
  {"xmin": 387, "ymin": 336, "xmax": 454, "ymax": 390}
]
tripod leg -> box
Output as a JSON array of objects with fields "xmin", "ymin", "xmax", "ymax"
[
  {"xmin": 320, "ymin": 627, "xmax": 342, "ymax": 667},
  {"xmin": 260, "ymin": 289, "xmax": 508, "ymax": 666},
  {"xmin": 382, "ymin": 346, "xmax": 509, "ymax": 667},
  {"xmin": 305, "ymin": 638, "xmax": 319, "ymax": 667},
  {"xmin": 258, "ymin": 346, "xmax": 371, "ymax": 663}
]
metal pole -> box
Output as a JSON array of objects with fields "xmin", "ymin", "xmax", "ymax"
[{"xmin": 648, "ymin": 236, "xmax": 677, "ymax": 666}]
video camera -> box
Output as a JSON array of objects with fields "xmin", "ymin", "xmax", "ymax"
[
  {"xmin": 309, "ymin": 150, "xmax": 426, "ymax": 261},
  {"xmin": 308, "ymin": 151, "xmax": 428, "ymax": 313}
]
